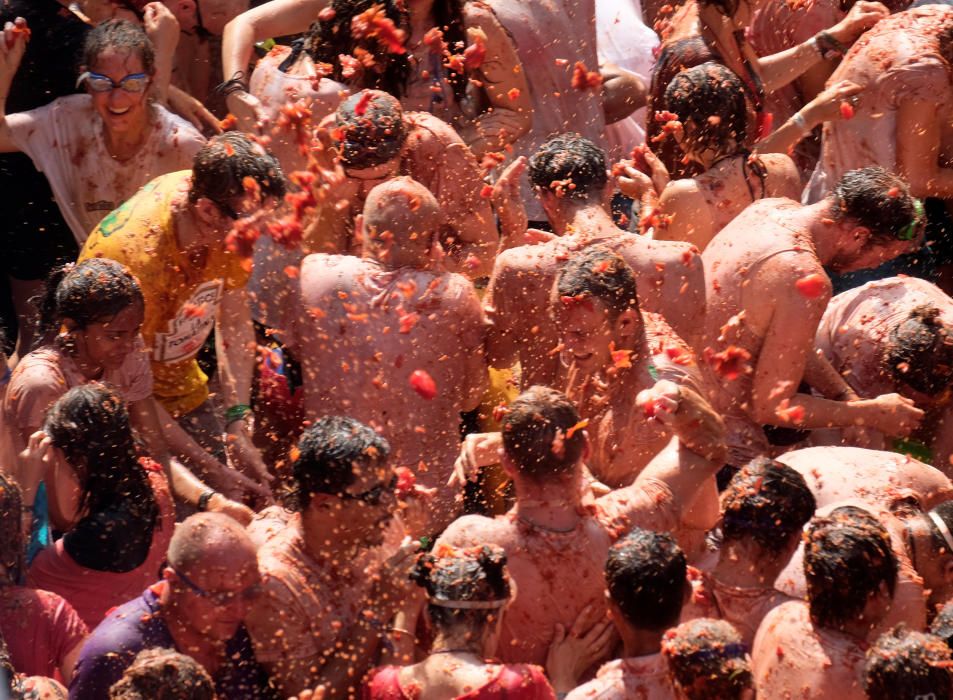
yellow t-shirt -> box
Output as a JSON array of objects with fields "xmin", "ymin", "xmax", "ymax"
[{"xmin": 80, "ymin": 171, "xmax": 250, "ymax": 416}]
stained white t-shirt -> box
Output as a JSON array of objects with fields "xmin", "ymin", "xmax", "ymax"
[{"xmin": 8, "ymin": 94, "xmax": 204, "ymax": 244}]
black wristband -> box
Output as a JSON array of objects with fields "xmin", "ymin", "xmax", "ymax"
[
  {"xmin": 197, "ymin": 490, "xmax": 217, "ymax": 511},
  {"xmin": 216, "ymin": 72, "xmax": 249, "ymax": 97}
]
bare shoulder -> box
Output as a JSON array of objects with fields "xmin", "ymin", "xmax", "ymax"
[
  {"xmin": 659, "ymin": 177, "xmax": 706, "ymax": 212},
  {"xmin": 437, "ymin": 514, "xmax": 511, "ymax": 548},
  {"xmin": 462, "ymin": 0, "xmax": 505, "ymax": 32},
  {"xmin": 406, "ymin": 111, "xmax": 467, "ymax": 147},
  {"xmin": 622, "ymin": 234, "xmax": 700, "ymax": 270},
  {"xmin": 760, "ymin": 153, "xmax": 803, "ymax": 200}
]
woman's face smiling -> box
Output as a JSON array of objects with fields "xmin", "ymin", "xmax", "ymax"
[{"xmin": 87, "ymin": 48, "xmax": 151, "ymax": 140}]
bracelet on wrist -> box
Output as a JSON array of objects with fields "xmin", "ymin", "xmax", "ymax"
[
  {"xmin": 807, "ymin": 35, "xmax": 823, "ymax": 59},
  {"xmin": 815, "ymin": 30, "xmax": 848, "ymax": 58},
  {"xmin": 197, "ymin": 490, "xmax": 218, "ymax": 511},
  {"xmin": 216, "ymin": 71, "xmax": 249, "ymax": 98},
  {"xmin": 790, "ymin": 111, "xmax": 811, "ymax": 137}
]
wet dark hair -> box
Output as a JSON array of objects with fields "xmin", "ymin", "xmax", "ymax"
[
  {"xmin": 35, "ymin": 259, "xmax": 144, "ymax": 343},
  {"xmin": 290, "ymin": 415, "xmax": 391, "ymax": 511},
  {"xmin": 721, "ymin": 458, "xmax": 816, "ymax": 555},
  {"xmin": 501, "ymin": 386, "xmax": 586, "ymax": 481},
  {"xmin": 43, "ymin": 383, "xmax": 157, "ymax": 532},
  {"xmin": 804, "ymin": 506, "xmax": 898, "ymax": 628},
  {"xmin": 606, "ymin": 528, "xmax": 686, "ymax": 631},
  {"xmin": 0, "ymin": 474, "xmax": 23, "ymax": 586},
  {"xmin": 885, "ymin": 304, "xmax": 953, "ymax": 396},
  {"xmin": 189, "ymin": 132, "xmax": 287, "ymax": 212},
  {"xmin": 864, "ymin": 627, "xmax": 952, "ymax": 700},
  {"xmin": 555, "ymin": 246, "xmax": 639, "ymax": 319},
  {"xmin": 664, "ymin": 63, "xmax": 753, "ymax": 158},
  {"xmin": 528, "ymin": 133, "xmax": 608, "ymax": 201},
  {"xmin": 930, "ymin": 600, "xmax": 953, "ymax": 650},
  {"xmin": 108, "ymin": 648, "xmax": 215, "ymax": 700},
  {"xmin": 411, "ymin": 545, "xmax": 510, "ymax": 630},
  {"xmin": 661, "ymin": 618, "xmax": 753, "ymax": 700},
  {"xmin": 304, "ymin": 0, "xmax": 411, "ymax": 96},
  {"xmin": 334, "ymin": 90, "xmax": 408, "ymax": 170},
  {"xmin": 830, "ymin": 168, "xmax": 918, "ymax": 244},
  {"xmin": 83, "ymin": 19, "xmax": 156, "ymax": 76}
]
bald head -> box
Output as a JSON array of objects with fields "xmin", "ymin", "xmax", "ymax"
[
  {"xmin": 167, "ymin": 512, "xmax": 256, "ymax": 575},
  {"xmin": 362, "ymin": 177, "xmax": 442, "ymax": 268}
]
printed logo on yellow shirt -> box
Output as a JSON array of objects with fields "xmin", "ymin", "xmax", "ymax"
[{"xmin": 153, "ymin": 279, "xmax": 223, "ymax": 363}]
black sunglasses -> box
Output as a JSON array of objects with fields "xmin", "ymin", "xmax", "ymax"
[{"xmin": 337, "ymin": 475, "xmax": 397, "ymax": 506}]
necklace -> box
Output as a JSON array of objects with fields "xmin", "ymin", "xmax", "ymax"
[{"xmin": 516, "ymin": 513, "xmax": 580, "ymax": 534}]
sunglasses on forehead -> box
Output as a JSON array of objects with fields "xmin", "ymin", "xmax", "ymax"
[{"xmin": 78, "ymin": 71, "xmax": 150, "ymax": 94}]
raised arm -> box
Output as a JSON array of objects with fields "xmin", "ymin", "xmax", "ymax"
[
  {"xmin": 0, "ymin": 18, "xmax": 29, "ymax": 153},
  {"xmin": 222, "ymin": 0, "xmax": 326, "ymax": 129},
  {"xmin": 459, "ymin": 5, "xmax": 533, "ymax": 157},
  {"xmin": 754, "ymin": 1, "xmax": 887, "ymax": 93}
]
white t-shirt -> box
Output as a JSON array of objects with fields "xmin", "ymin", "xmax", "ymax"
[{"xmin": 8, "ymin": 94, "xmax": 204, "ymax": 244}]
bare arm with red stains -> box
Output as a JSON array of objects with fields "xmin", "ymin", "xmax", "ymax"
[
  {"xmin": 750, "ymin": 266, "xmax": 922, "ymax": 434},
  {"xmin": 458, "ymin": 3, "xmax": 533, "ymax": 157},
  {"xmin": 0, "ymin": 18, "xmax": 30, "ymax": 153}
]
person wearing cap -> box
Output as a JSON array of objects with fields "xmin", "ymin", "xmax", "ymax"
[
  {"xmin": 812, "ymin": 276, "xmax": 953, "ymax": 470},
  {"xmin": 364, "ymin": 545, "xmax": 558, "ymax": 699},
  {"xmin": 305, "ymin": 89, "xmax": 497, "ymax": 279},
  {"xmin": 696, "ymin": 166, "xmax": 925, "ymax": 475}
]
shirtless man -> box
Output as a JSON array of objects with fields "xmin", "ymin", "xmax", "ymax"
[
  {"xmin": 244, "ymin": 416, "xmax": 419, "ymax": 698},
  {"xmin": 564, "ymin": 529, "xmax": 687, "ymax": 699},
  {"xmin": 815, "ymin": 276, "xmax": 953, "ymax": 471},
  {"xmin": 752, "ymin": 507, "xmax": 898, "ymax": 700},
  {"xmin": 286, "ymin": 178, "xmax": 487, "ymax": 529},
  {"xmin": 681, "ymin": 458, "xmax": 816, "ymax": 646},
  {"xmin": 774, "ymin": 446, "xmax": 953, "ymax": 630},
  {"xmin": 306, "ymin": 90, "xmax": 496, "ymax": 278},
  {"xmin": 437, "ymin": 384, "xmax": 726, "ymax": 666},
  {"xmin": 486, "ymin": 133, "xmax": 705, "ymax": 388},
  {"xmin": 698, "ymin": 167, "xmax": 924, "ymax": 469}
]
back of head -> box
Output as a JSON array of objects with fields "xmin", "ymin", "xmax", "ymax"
[
  {"xmin": 501, "ymin": 386, "xmax": 586, "ymax": 481},
  {"xmin": 606, "ymin": 528, "xmax": 686, "ymax": 631},
  {"xmin": 721, "ymin": 458, "xmax": 816, "ymax": 554},
  {"xmin": 830, "ymin": 168, "xmax": 919, "ymax": 244},
  {"xmin": 864, "ymin": 627, "xmax": 952, "ymax": 700},
  {"xmin": 291, "ymin": 415, "xmax": 391, "ymax": 511},
  {"xmin": 43, "ymin": 382, "xmax": 152, "ymax": 520},
  {"xmin": 555, "ymin": 246, "xmax": 639, "ymax": 318},
  {"xmin": 0, "ymin": 474, "xmax": 23, "ymax": 585},
  {"xmin": 664, "ymin": 62, "xmax": 750, "ymax": 157},
  {"xmin": 108, "ymin": 648, "xmax": 215, "ymax": 700},
  {"xmin": 189, "ymin": 132, "xmax": 286, "ymax": 209},
  {"xmin": 885, "ymin": 304, "xmax": 953, "ymax": 396},
  {"xmin": 528, "ymin": 133, "xmax": 608, "ymax": 202},
  {"xmin": 362, "ymin": 177, "xmax": 441, "ymax": 267},
  {"xmin": 661, "ymin": 618, "xmax": 752, "ymax": 700},
  {"xmin": 411, "ymin": 544, "xmax": 511, "ymax": 632},
  {"xmin": 167, "ymin": 512, "xmax": 256, "ymax": 576},
  {"xmin": 335, "ymin": 90, "xmax": 408, "ymax": 170},
  {"xmin": 804, "ymin": 506, "xmax": 898, "ymax": 628},
  {"xmin": 36, "ymin": 258, "xmax": 144, "ymax": 341},
  {"xmin": 83, "ymin": 19, "xmax": 155, "ymax": 76},
  {"xmin": 305, "ymin": 0, "xmax": 411, "ymax": 94}
]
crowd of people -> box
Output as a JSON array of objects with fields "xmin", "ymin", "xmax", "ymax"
[{"xmin": 2, "ymin": 0, "xmax": 953, "ymax": 697}]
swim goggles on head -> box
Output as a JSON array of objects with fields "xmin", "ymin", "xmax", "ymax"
[{"xmin": 77, "ymin": 71, "xmax": 150, "ymax": 94}]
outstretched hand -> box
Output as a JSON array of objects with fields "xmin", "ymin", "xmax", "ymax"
[{"xmin": 0, "ymin": 17, "xmax": 29, "ymax": 78}]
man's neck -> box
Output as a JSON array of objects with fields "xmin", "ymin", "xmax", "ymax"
[
  {"xmin": 552, "ymin": 203, "xmax": 617, "ymax": 238},
  {"xmin": 802, "ymin": 201, "xmax": 840, "ymax": 266},
  {"xmin": 711, "ymin": 542, "xmax": 785, "ymax": 589},
  {"xmin": 172, "ymin": 201, "xmax": 213, "ymax": 254},
  {"xmin": 512, "ymin": 477, "xmax": 585, "ymax": 532},
  {"xmin": 299, "ymin": 510, "xmax": 362, "ymax": 564},
  {"xmin": 160, "ymin": 592, "xmax": 226, "ymax": 673},
  {"xmin": 619, "ymin": 625, "xmax": 665, "ymax": 658}
]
